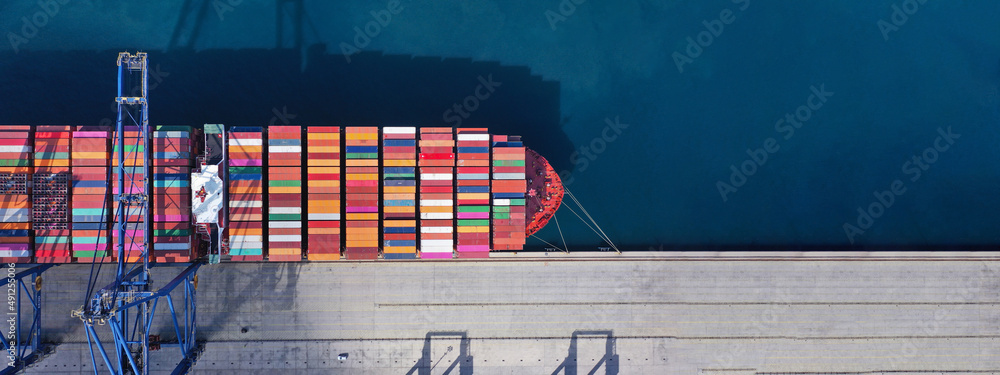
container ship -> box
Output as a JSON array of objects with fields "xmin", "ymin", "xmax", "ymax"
[{"xmin": 0, "ymin": 124, "xmax": 565, "ymax": 262}]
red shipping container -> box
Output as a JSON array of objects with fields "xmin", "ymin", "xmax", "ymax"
[
  {"xmin": 345, "ymin": 221, "xmax": 378, "ymax": 228},
  {"xmin": 419, "ymin": 186, "xmax": 453, "ymax": 193},
  {"xmin": 230, "ymin": 221, "xmax": 263, "ymax": 229},
  {"xmin": 308, "ymin": 221, "xmax": 340, "ymax": 228},
  {"xmin": 419, "ymin": 180, "xmax": 451, "ymax": 187}
]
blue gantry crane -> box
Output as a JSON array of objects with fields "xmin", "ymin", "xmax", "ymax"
[{"xmin": 68, "ymin": 52, "xmax": 204, "ymax": 375}]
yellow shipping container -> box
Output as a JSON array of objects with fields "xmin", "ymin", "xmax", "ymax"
[
  {"xmin": 307, "ymin": 158, "xmax": 340, "ymax": 167},
  {"xmin": 420, "ymin": 206, "xmax": 451, "ymax": 213},
  {"xmin": 346, "ymin": 159, "xmax": 378, "ymax": 167},
  {"xmin": 307, "ymin": 227, "xmax": 341, "ymax": 234},
  {"xmin": 457, "ymin": 193, "xmax": 489, "ymax": 200},
  {"xmin": 384, "ymin": 220, "xmax": 416, "ymax": 227},
  {"xmin": 346, "ymin": 213, "xmax": 378, "ymax": 220},
  {"xmin": 308, "ymin": 253, "xmax": 341, "ymax": 261},
  {"xmin": 307, "ymin": 133, "xmax": 340, "ymax": 140},
  {"xmin": 307, "ymin": 146, "xmax": 340, "ymax": 152},
  {"xmin": 383, "ymin": 159, "xmax": 416, "ymax": 167},
  {"xmin": 308, "ymin": 167, "xmax": 340, "ymax": 174},
  {"xmin": 308, "ymin": 180, "xmax": 340, "ymax": 187},
  {"xmin": 384, "ymin": 186, "xmax": 416, "ymax": 193},
  {"xmin": 35, "ymin": 159, "xmax": 70, "ymax": 167},
  {"xmin": 383, "ymin": 246, "xmax": 417, "ymax": 253},
  {"xmin": 71, "ymin": 152, "xmax": 109, "ymax": 159},
  {"xmin": 269, "ymin": 186, "xmax": 301, "ymax": 194},
  {"xmin": 457, "ymin": 226, "xmax": 490, "ymax": 233}
]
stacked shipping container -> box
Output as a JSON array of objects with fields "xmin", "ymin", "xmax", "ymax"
[
  {"xmin": 72, "ymin": 127, "xmax": 111, "ymax": 262},
  {"xmin": 152, "ymin": 125, "xmax": 193, "ymax": 262},
  {"xmin": 0, "ymin": 126, "xmax": 33, "ymax": 263},
  {"xmin": 305, "ymin": 127, "xmax": 341, "ymax": 260},
  {"xmin": 344, "ymin": 127, "xmax": 379, "ymax": 260},
  {"xmin": 267, "ymin": 126, "xmax": 303, "ymax": 261},
  {"xmin": 381, "ymin": 127, "xmax": 417, "ymax": 260},
  {"xmin": 228, "ymin": 127, "xmax": 265, "ymax": 261},
  {"xmin": 34, "ymin": 126, "xmax": 72, "ymax": 263},
  {"xmin": 418, "ymin": 128, "xmax": 455, "ymax": 259},
  {"xmin": 455, "ymin": 128, "xmax": 491, "ymax": 258},
  {"xmin": 491, "ymin": 135, "xmax": 527, "ymax": 250}
]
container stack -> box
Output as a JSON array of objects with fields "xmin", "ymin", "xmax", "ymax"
[
  {"xmin": 455, "ymin": 128, "xmax": 491, "ymax": 259},
  {"xmin": 381, "ymin": 127, "xmax": 417, "ymax": 260},
  {"xmin": 0, "ymin": 126, "xmax": 33, "ymax": 263},
  {"xmin": 228, "ymin": 126, "xmax": 265, "ymax": 261},
  {"xmin": 417, "ymin": 127, "xmax": 455, "ymax": 259},
  {"xmin": 72, "ymin": 127, "xmax": 111, "ymax": 262},
  {"xmin": 152, "ymin": 125, "xmax": 193, "ymax": 263},
  {"xmin": 344, "ymin": 127, "xmax": 379, "ymax": 260},
  {"xmin": 305, "ymin": 126, "xmax": 341, "ymax": 261},
  {"xmin": 266, "ymin": 126, "xmax": 303, "ymax": 262},
  {"xmin": 34, "ymin": 126, "xmax": 72, "ymax": 263},
  {"xmin": 491, "ymin": 135, "xmax": 527, "ymax": 250},
  {"xmin": 111, "ymin": 126, "xmax": 147, "ymax": 263}
]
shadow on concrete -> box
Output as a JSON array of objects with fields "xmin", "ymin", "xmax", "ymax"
[
  {"xmin": 406, "ymin": 331, "xmax": 473, "ymax": 375},
  {"xmin": 0, "ymin": 46, "xmax": 572, "ymax": 171},
  {"xmin": 552, "ymin": 330, "xmax": 618, "ymax": 375}
]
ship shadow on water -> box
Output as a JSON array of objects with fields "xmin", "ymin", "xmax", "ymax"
[{"xmin": 0, "ymin": 46, "xmax": 573, "ymax": 172}]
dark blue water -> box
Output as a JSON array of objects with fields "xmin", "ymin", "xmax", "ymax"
[{"xmin": 2, "ymin": 0, "xmax": 999, "ymax": 250}]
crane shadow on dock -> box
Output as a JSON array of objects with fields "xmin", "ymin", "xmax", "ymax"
[
  {"xmin": 406, "ymin": 331, "xmax": 473, "ymax": 375},
  {"xmin": 552, "ymin": 330, "xmax": 618, "ymax": 375}
]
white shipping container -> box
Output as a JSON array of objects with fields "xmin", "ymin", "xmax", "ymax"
[
  {"xmin": 420, "ymin": 240, "xmax": 454, "ymax": 247},
  {"xmin": 268, "ymin": 207, "xmax": 302, "ymax": 214},
  {"xmin": 457, "ymin": 173, "xmax": 489, "ymax": 180},
  {"xmin": 269, "ymin": 235, "xmax": 302, "ymax": 242},
  {"xmin": 229, "ymin": 241, "xmax": 264, "ymax": 248},
  {"xmin": 493, "ymin": 199, "xmax": 511, "ymax": 206},
  {"xmin": 420, "ymin": 226, "xmax": 453, "ymax": 234},
  {"xmin": 419, "ymin": 199, "xmax": 453, "ymax": 206},
  {"xmin": 383, "ymin": 127, "xmax": 417, "ymax": 134},
  {"xmin": 456, "ymin": 134, "xmax": 489, "ymax": 141},
  {"xmin": 0, "ymin": 146, "xmax": 32, "ymax": 153},
  {"xmin": 420, "ymin": 212, "xmax": 454, "ymax": 219},
  {"xmin": 230, "ymin": 235, "xmax": 262, "ymax": 242},
  {"xmin": 153, "ymin": 131, "xmax": 189, "ymax": 138},
  {"xmin": 0, "ymin": 209, "xmax": 30, "ymax": 222},
  {"xmin": 420, "ymin": 173, "xmax": 453, "ymax": 180},
  {"xmin": 268, "ymin": 146, "xmax": 302, "ymax": 153},
  {"xmin": 307, "ymin": 213, "xmax": 341, "ymax": 221},
  {"xmin": 229, "ymin": 138, "xmax": 263, "ymax": 146},
  {"xmin": 268, "ymin": 221, "xmax": 302, "ymax": 228},
  {"xmin": 0, "ymin": 250, "xmax": 32, "ymax": 257},
  {"xmin": 493, "ymin": 173, "xmax": 525, "ymax": 180},
  {"xmin": 229, "ymin": 200, "xmax": 263, "ymax": 208}
]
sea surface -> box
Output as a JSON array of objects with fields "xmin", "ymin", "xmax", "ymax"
[{"xmin": 1, "ymin": 0, "xmax": 998, "ymax": 250}]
